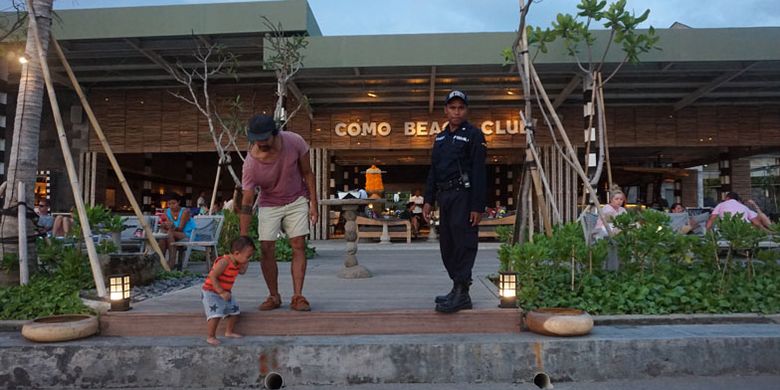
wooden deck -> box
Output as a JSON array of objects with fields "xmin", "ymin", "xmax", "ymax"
[{"xmin": 99, "ymin": 308, "xmax": 521, "ymax": 336}]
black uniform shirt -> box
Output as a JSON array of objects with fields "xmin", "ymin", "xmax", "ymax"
[{"xmin": 424, "ymin": 121, "xmax": 487, "ymax": 212}]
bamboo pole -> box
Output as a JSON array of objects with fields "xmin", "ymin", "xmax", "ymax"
[
  {"xmin": 528, "ymin": 62, "xmax": 612, "ymax": 234},
  {"xmin": 523, "ymin": 113, "xmax": 561, "ymax": 225},
  {"xmin": 17, "ymin": 182, "xmax": 28, "ymax": 285},
  {"xmin": 209, "ymin": 160, "xmax": 222, "ymax": 215},
  {"xmin": 51, "ymin": 38, "xmax": 170, "ymax": 271},
  {"xmin": 597, "ymin": 72, "xmax": 614, "ymax": 191},
  {"xmin": 26, "ymin": 1, "xmax": 107, "ymax": 296}
]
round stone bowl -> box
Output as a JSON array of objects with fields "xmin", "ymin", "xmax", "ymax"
[
  {"xmin": 21, "ymin": 314, "xmax": 99, "ymax": 343},
  {"xmin": 526, "ymin": 307, "xmax": 593, "ymax": 337}
]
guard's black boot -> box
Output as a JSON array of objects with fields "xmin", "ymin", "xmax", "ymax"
[
  {"xmin": 435, "ymin": 281, "xmax": 472, "ymax": 313},
  {"xmin": 434, "ymin": 281, "xmax": 456, "ymax": 304}
]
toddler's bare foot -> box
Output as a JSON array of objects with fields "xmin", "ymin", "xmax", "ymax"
[
  {"xmin": 225, "ymin": 332, "xmax": 243, "ymax": 338},
  {"xmin": 206, "ymin": 336, "xmax": 221, "ymax": 346}
]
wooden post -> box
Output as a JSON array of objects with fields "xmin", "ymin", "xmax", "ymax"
[
  {"xmin": 51, "ymin": 38, "xmax": 170, "ymax": 271},
  {"xmin": 209, "ymin": 160, "xmax": 222, "ymax": 215},
  {"xmin": 26, "ymin": 1, "xmax": 107, "ymax": 296},
  {"xmin": 17, "ymin": 182, "xmax": 28, "ymax": 285}
]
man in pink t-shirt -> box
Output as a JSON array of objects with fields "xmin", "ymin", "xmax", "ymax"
[
  {"xmin": 239, "ymin": 115, "xmax": 318, "ymax": 312},
  {"xmin": 706, "ymin": 192, "xmax": 771, "ymax": 231}
]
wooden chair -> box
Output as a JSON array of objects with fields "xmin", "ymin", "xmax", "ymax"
[{"xmin": 171, "ymin": 215, "xmax": 225, "ymax": 270}]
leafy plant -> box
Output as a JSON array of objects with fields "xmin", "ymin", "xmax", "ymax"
[
  {"xmin": 715, "ymin": 212, "xmax": 766, "ymax": 282},
  {"xmin": 496, "ymin": 225, "xmax": 514, "ymax": 272},
  {"xmin": 95, "ymin": 240, "xmax": 118, "ymax": 255},
  {"xmin": 0, "ymin": 275, "xmax": 91, "ymax": 320},
  {"xmin": 103, "ymin": 215, "xmax": 126, "ymax": 233},
  {"xmin": 70, "ymin": 204, "xmax": 122, "ymax": 238},
  {"xmin": 612, "ymin": 209, "xmax": 696, "ymax": 274},
  {"xmin": 506, "ymin": 209, "xmax": 780, "ymax": 315},
  {"xmin": 36, "ymin": 238, "xmax": 66, "ymax": 274},
  {"xmin": 1, "ymin": 253, "xmax": 18, "ymax": 272}
]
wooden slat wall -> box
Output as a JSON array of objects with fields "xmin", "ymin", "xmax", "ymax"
[
  {"xmin": 86, "ymin": 87, "xmax": 780, "ymax": 153},
  {"xmin": 535, "ymin": 145, "xmax": 578, "ymax": 225}
]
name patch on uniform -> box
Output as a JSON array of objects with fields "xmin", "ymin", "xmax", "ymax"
[
  {"xmin": 453, "ymin": 135, "xmax": 470, "ymax": 143},
  {"xmin": 435, "ymin": 136, "xmax": 446, "ymax": 141}
]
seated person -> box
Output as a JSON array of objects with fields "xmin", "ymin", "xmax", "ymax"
[
  {"xmin": 593, "ymin": 191, "xmax": 627, "ymax": 239},
  {"xmin": 158, "ymin": 194, "xmax": 196, "ymax": 269},
  {"xmin": 208, "ymin": 197, "xmax": 223, "ymax": 215},
  {"xmin": 35, "ymin": 200, "xmax": 54, "ymax": 236},
  {"xmin": 52, "ymin": 208, "xmax": 74, "ymax": 238},
  {"xmin": 706, "ymin": 192, "xmax": 772, "ymax": 232},
  {"xmin": 669, "ymin": 202, "xmax": 701, "ymax": 234},
  {"xmin": 398, "ymin": 202, "xmax": 420, "ymax": 237}
]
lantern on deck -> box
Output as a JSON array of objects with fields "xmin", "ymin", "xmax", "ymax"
[
  {"xmin": 498, "ymin": 271, "xmax": 518, "ymax": 308},
  {"xmin": 109, "ymin": 274, "xmax": 132, "ymax": 311},
  {"xmin": 364, "ymin": 165, "xmax": 385, "ymax": 197}
]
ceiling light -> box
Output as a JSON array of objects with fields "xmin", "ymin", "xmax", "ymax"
[
  {"xmin": 506, "ymin": 90, "xmax": 515, "ymax": 95},
  {"xmin": 18, "ymin": 55, "xmax": 28, "ymax": 64},
  {"xmin": 367, "ymin": 92, "xmax": 378, "ymax": 98}
]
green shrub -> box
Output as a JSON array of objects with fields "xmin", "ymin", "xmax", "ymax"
[
  {"xmin": 505, "ymin": 209, "xmax": 780, "ymax": 315},
  {"xmin": 0, "ymin": 245, "xmax": 94, "ymax": 320},
  {"xmin": 1, "ymin": 253, "xmax": 18, "ymax": 272},
  {"xmin": 0, "ymin": 275, "xmax": 91, "ymax": 320}
]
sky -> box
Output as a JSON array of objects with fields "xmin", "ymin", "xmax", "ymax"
[{"xmin": 3, "ymin": 0, "xmax": 780, "ymax": 35}]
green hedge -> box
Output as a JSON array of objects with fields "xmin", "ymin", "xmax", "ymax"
[{"xmin": 502, "ymin": 210, "xmax": 780, "ymax": 315}]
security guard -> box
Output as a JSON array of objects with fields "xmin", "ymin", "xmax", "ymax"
[{"xmin": 422, "ymin": 90, "xmax": 487, "ymax": 313}]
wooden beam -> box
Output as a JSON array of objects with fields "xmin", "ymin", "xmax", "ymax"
[
  {"xmin": 428, "ymin": 66, "xmax": 437, "ymax": 114},
  {"xmin": 553, "ymin": 74, "xmax": 581, "ymax": 109},
  {"xmin": 124, "ymin": 38, "xmax": 180, "ymax": 79},
  {"xmin": 673, "ymin": 62, "xmax": 759, "ymax": 111}
]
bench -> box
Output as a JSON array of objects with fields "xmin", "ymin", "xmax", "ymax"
[
  {"xmin": 478, "ymin": 214, "xmax": 516, "ymax": 239},
  {"xmin": 356, "ymin": 215, "xmax": 412, "ymax": 243}
]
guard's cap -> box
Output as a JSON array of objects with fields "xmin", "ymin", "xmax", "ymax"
[{"xmin": 444, "ymin": 90, "xmax": 468, "ymax": 105}]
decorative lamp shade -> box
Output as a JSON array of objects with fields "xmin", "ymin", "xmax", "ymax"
[
  {"xmin": 365, "ymin": 165, "xmax": 385, "ymax": 194},
  {"xmin": 109, "ymin": 274, "xmax": 131, "ymax": 311},
  {"xmin": 498, "ymin": 271, "xmax": 518, "ymax": 308}
]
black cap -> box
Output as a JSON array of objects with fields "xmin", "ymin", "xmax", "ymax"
[
  {"xmin": 444, "ymin": 90, "xmax": 468, "ymax": 105},
  {"xmin": 247, "ymin": 114, "xmax": 277, "ymax": 142}
]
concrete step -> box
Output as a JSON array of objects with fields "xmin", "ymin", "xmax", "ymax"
[
  {"xmin": 99, "ymin": 308, "xmax": 521, "ymax": 336},
  {"xmin": 2, "ymin": 324, "xmax": 779, "ymax": 389}
]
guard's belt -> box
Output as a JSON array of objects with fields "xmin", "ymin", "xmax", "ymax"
[{"xmin": 437, "ymin": 178, "xmax": 465, "ymax": 192}]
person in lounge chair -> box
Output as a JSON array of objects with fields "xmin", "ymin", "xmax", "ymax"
[{"xmin": 706, "ymin": 192, "xmax": 772, "ymax": 232}]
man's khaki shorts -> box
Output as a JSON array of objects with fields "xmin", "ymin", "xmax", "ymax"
[{"xmin": 257, "ymin": 196, "xmax": 310, "ymax": 241}]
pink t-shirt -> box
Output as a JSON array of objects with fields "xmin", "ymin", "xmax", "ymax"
[
  {"xmin": 711, "ymin": 199, "xmax": 757, "ymax": 222},
  {"xmin": 242, "ymin": 131, "xmax": 309, "ymax": 207}
]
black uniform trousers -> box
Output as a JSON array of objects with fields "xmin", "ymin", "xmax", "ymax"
[{"xmin": 437, "ymin": 187, "xmax": 478, "ymax": 283}]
